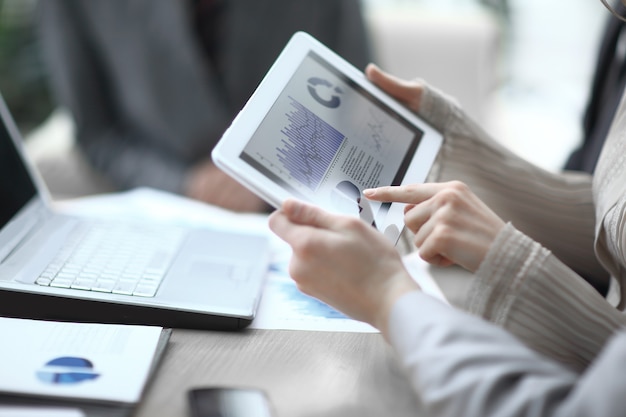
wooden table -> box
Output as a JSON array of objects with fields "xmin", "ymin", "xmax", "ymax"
[{"xmin": 135, "ymin": 329, "xmax": 422, "ymax": 417}]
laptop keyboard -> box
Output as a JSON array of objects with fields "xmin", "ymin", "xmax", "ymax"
[{"xmin": 35, "ymin": 221, "xmax": 186, "ymax": 297}]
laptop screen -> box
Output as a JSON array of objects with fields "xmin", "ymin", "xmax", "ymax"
[{"xmin": 0, "ymin": 104, "xmax": 38, "ymax": 228}]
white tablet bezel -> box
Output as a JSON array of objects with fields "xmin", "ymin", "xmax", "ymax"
[{"xmin": 212, "ymin": 31, "xmax": 442, "ymax": 244}]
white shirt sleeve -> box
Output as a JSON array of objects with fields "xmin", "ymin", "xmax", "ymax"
[{"xmin": 388, "ymin": 291, "xmax": 626, "ymax": 417}]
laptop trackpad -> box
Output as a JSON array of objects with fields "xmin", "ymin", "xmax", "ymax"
[
  {"xmin": 189, "ymin": 260, "xmax": 234, "ymax": 281},
  {"xmin": 161, "ymin": 254, "xmax": 252, "ymax": 305},
  {"xmin": 160, "ymin": 229, "xmax": 266, "ymax": 305}
]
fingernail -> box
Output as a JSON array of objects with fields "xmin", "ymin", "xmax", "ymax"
[{"xmin": 363, "ymin": 189, "xmax": 375, "ymax": 197}]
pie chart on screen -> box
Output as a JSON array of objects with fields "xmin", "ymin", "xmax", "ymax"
[
  {"xmin": 330, "ymin": 180, "xmax": 376, "ymax": 225},
  {"xmin": 330, "ymin": 180, "xmax": 361, "ymax": 216},
  {"xmin": 36, "ymin": 356, "xmax": 100, "ymax": 385}
]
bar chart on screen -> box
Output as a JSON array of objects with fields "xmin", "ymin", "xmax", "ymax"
[{"xmin": 277, "ymin": 97, "xmax": 345, "ymax": 191}]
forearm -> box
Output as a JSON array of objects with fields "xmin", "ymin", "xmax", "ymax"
[
  {"xmin": 419, "ymin": 81, "xmax": 605, "ymax": 284},
  {"xmin": 468, "ymin": 223, "xmax": 626, "ymax": 371},
  {"xmin": 389, "ymin": 292, "xmax": 626, "ymax": 417}
]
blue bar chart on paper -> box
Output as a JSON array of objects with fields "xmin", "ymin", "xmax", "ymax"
[{"xmin": 277, "ymin": 97, "xmax": 345, "ymax": 191}]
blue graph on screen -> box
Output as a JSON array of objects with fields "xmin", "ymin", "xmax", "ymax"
[{"xmin": 277, "ymin": 97, "xmax": 345, "ymax": 191}]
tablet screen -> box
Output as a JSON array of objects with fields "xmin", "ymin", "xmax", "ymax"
[{"xmin": 240, "ymin": 51, "xmax": 424, "ymax": 224}]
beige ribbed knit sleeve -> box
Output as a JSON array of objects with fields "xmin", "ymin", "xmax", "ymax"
[
  {"xmin": 470, "ymin": 224, "xmax": 626, "ymax": 372},
  {"xmin": 414, "ymin": 81, "xmax": 625, "ymax": 371},
  {"xmin": 419, "ymin": 82, "xmax": 605, "ymax": 281}
]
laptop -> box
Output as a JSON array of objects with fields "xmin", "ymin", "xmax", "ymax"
[{"xmin": 0, "ymin": 94, "xmax": 271, "ymax": 331}]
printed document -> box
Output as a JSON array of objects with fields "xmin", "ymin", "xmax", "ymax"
[{"xmin": 0, "ymin": 318, "xmax": 163, "ymax": 404}]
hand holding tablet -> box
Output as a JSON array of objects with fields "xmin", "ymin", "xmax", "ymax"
[{"xmin": 212, "ymin": 32, "xmax": 442, "ymax": 244}]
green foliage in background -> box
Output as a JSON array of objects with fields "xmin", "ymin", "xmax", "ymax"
[{"xmin": 0, "ymin": 0, "xmax": 53, "ymax": 133}]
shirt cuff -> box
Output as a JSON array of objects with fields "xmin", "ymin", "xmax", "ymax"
[
  {"xmin": 388, "ymin": 291, "xmax": 453, "ymax": 358},
  {"xmin": 465, "ymin": 222, "xmax": 549, "ymax": 325}
]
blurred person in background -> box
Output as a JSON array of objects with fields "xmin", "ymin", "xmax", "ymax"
[
  {"xmin": 37, "ymin": 0, "xmax": 371, "ymax": 212},
  {"xmin": 565, "ymin": 0, "xmax": 626, "ymax": 175}
]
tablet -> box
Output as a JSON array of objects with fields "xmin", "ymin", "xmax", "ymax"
[{"xmin": 212, "ymin": 31, "xmax": 442, "ymax": 244}]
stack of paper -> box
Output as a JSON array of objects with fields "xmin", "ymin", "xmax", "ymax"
[{"xmin": 0, "ymin": 317, "xmax": 170, "ymax": 416}]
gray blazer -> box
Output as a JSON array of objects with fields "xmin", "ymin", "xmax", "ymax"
[{"xmin": 38, "ymin": 0, "xmax": 371, "ymax": 193}]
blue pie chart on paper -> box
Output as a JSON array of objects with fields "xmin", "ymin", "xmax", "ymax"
[{"xmin": 36, "ymin": 356, "xmax": 100, "ymax": 385}]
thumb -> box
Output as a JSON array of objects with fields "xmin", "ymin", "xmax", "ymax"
[
  {"xmin": 282, "ymin": 199, "xmax": 337, "ymax": 230},
  {"xmin": 365, "ymin": 63, "xmax": 421, "ymax": 107}
]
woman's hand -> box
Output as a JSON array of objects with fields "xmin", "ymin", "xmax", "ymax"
[
  {"xmin": 364, "ymin": 181, "xmax": 505, "ymax": 272},
  {"xmin": 365, "ymin": 64, "xmax": 423, "ymax": 113},
  {"xmin": 269, "ymin": 199, "xmax": 419, "ymax": 333}
]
